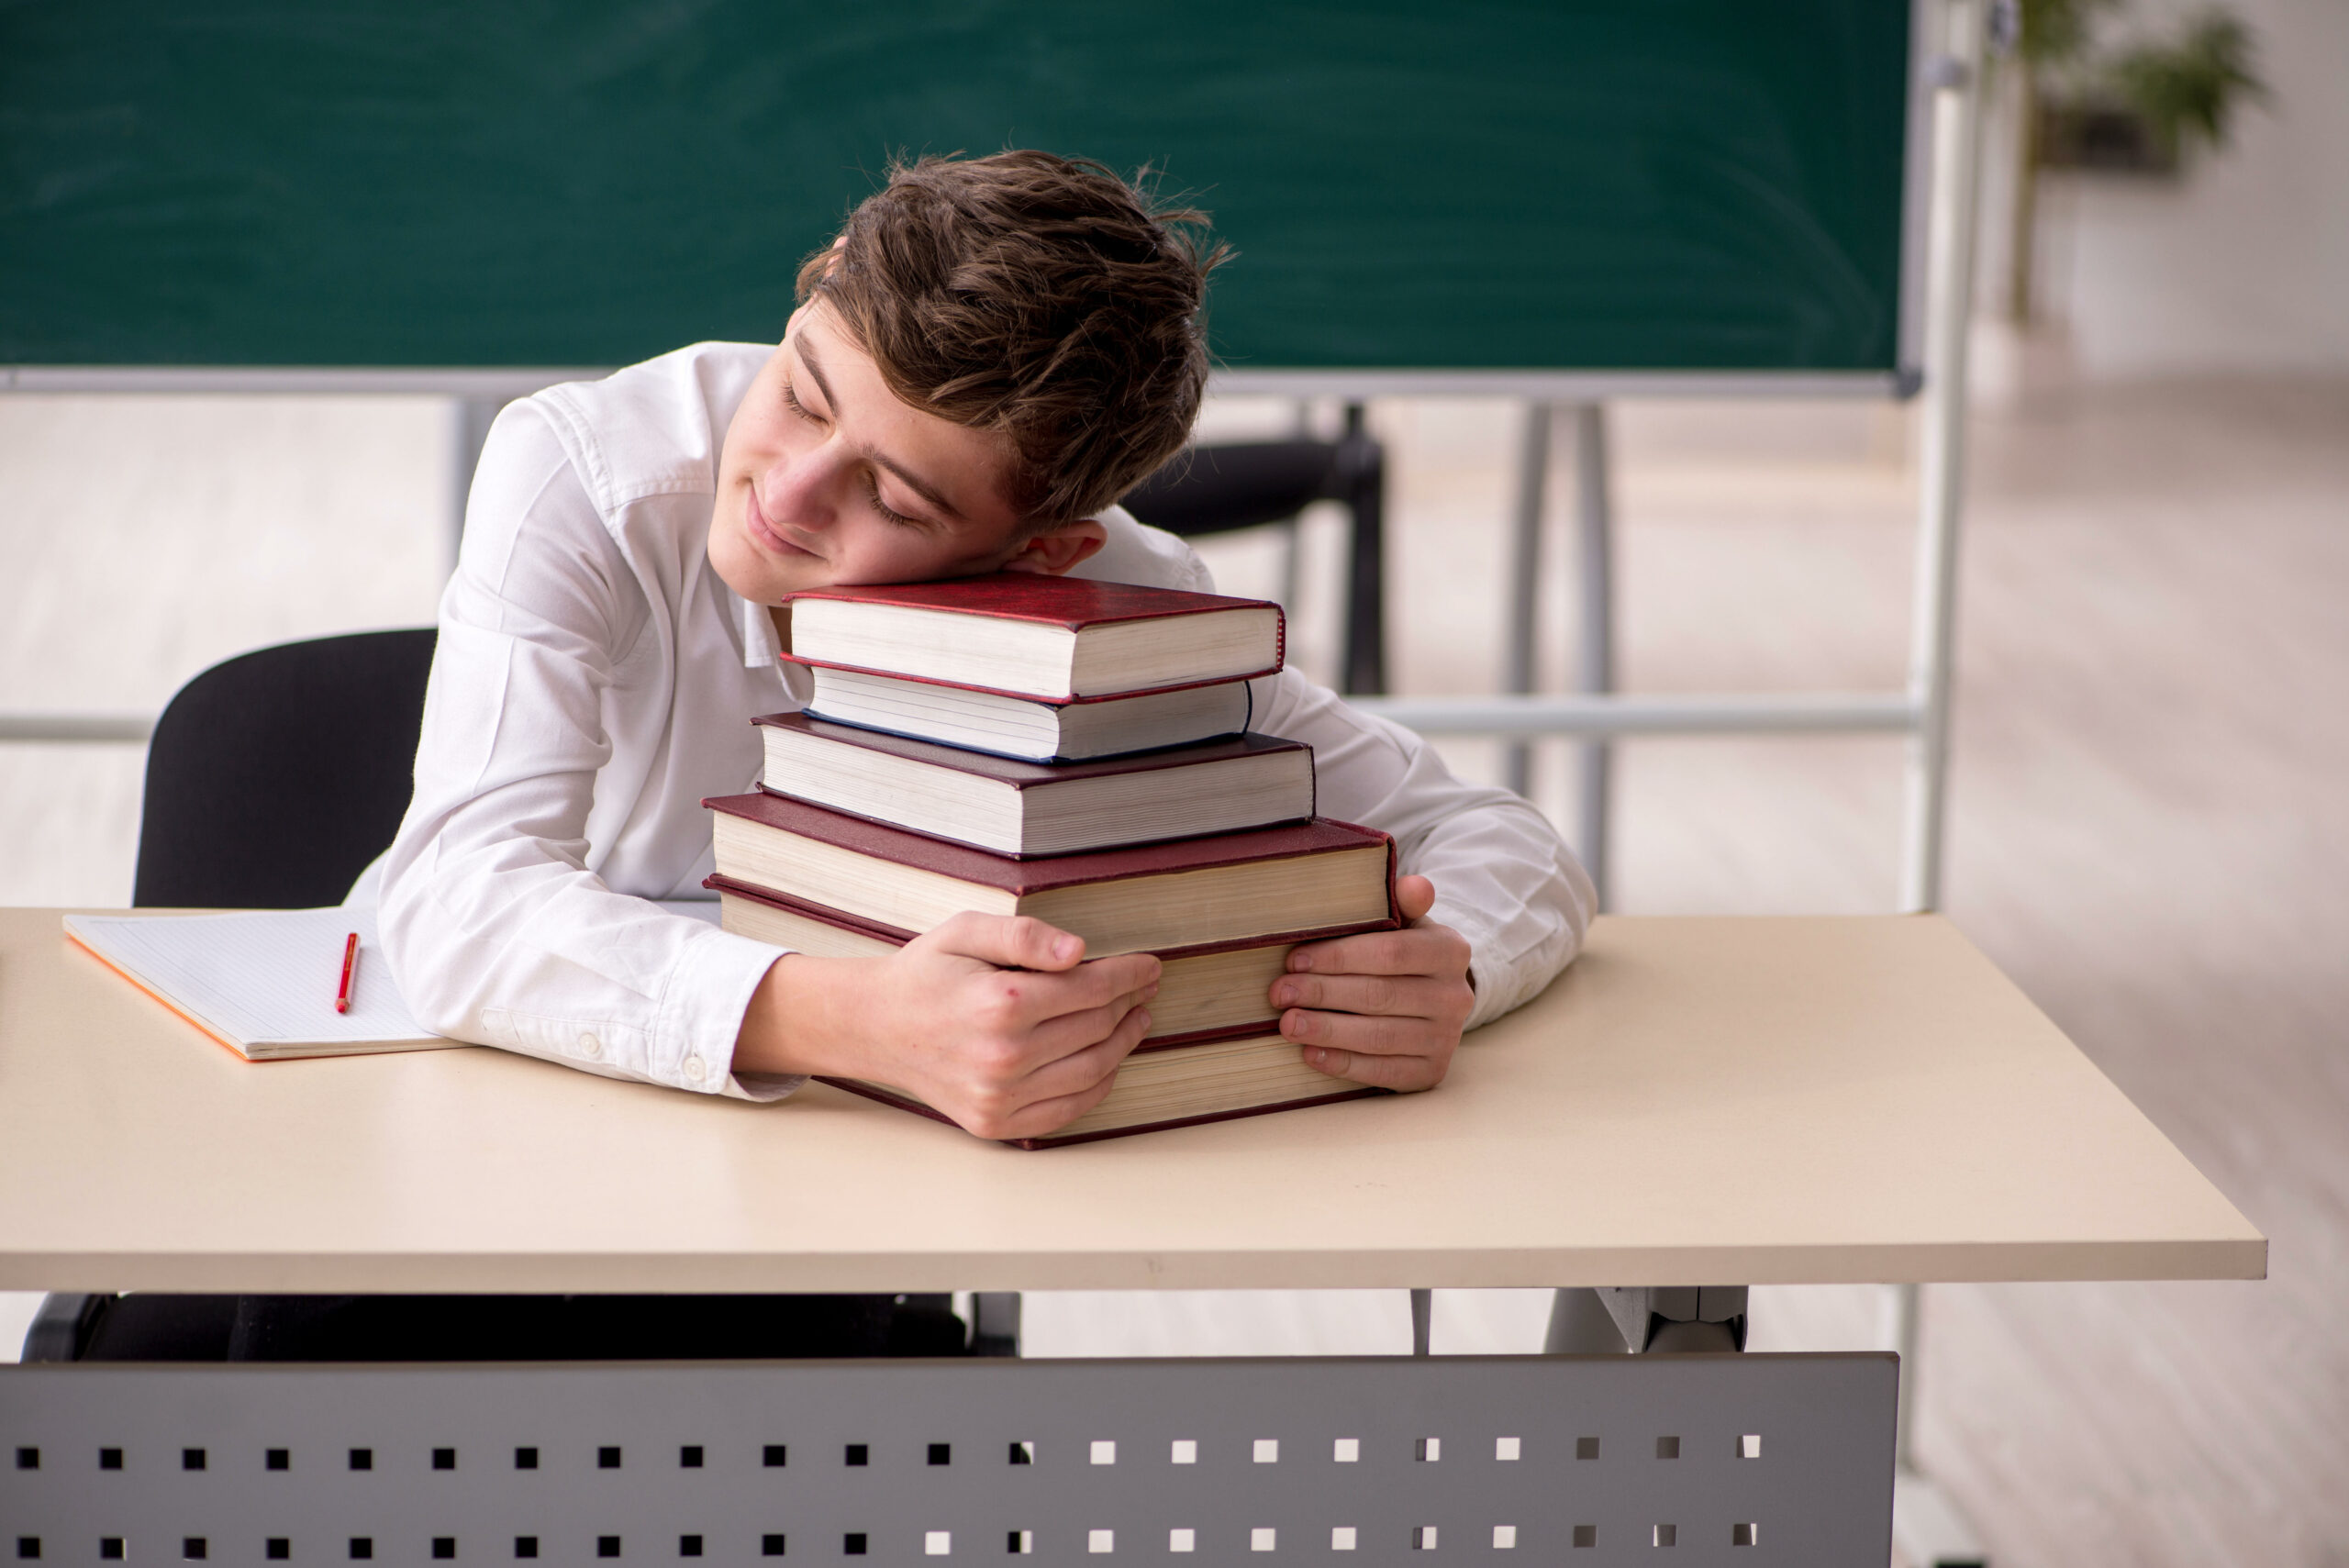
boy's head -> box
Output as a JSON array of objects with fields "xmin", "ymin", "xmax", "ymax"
[{"xmin": 710, "ymin": 150, "xmax": 1226, "ymax": 606}]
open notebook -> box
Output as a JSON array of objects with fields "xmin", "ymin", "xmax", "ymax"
[{"xmin": 63, "ymin": 904, "xmax": 721, "ymax": 1062}]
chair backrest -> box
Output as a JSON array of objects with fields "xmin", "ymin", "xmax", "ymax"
[
  {"xmin": 132, "ymin": 629, "xmax": 438, "ymax": 909},
  {"xmin": 1120, "ymin": 435, "xmax": 1387, "ymax": 695}
]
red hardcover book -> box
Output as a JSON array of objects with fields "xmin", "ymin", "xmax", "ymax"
[
  {"xmin": 706, "ymin": 873, "xmax": 1397, "ymax": 1051},
  {"xmin": 818, "ymin": 1068, "xmax": 1386, "ymax": 1151},
  {"xmin": 704, "ymin": 793, "xmax": 1397, "ymax": 958},
  {"xmin": 752, "ymin": 712, "xmax": 1313, "ymax": 857},
  {"xmin": 784, "ymin": 573, "xmax": 1285, "ymax": 699},
  {"xmin": 791, "ymin": 663, "xmax": 1255, "ymax": 763}
]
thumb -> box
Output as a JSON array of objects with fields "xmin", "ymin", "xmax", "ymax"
[
  {"xmin": 1396, "ymin": 873, "xmax": 1437, "ymax": 923},
  {"xmin": 929, "ymin": 912, "xmax": 1086, "ymax": 972}
]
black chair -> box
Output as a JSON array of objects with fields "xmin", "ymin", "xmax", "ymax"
[
  {"xmin": 1120, "ymin": 412, "xmax": 1387, "ymax": 695},
  {"xmin": 42, "ymin": 629, "xmax": 980, "ymax": 1363},
  {"xmin": 132, "ymin": 628, "xmax": 439, "ymax": 909}
]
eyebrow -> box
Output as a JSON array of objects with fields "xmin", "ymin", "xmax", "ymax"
[{"xmin": 796, "ymin": 334, "xmax": 965, "ymax": 524}]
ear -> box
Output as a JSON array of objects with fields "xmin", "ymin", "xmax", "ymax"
[{"xmin": 998, "ymin": 517, "xmax": 1108, "ymax": 577}]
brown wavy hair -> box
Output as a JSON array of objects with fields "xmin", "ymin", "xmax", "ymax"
[{"xmin": 796, "ymin": 150, "xmax": 1229, "ymax": 527}]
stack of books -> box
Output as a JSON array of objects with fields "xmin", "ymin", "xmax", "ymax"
[{"xmin": 703, "ymin": 574, "xmax": 1399, "ymax": 1149}]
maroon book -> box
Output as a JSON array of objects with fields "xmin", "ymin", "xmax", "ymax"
[
  {"xmin": 752, "ymin": 711, "xmax": 1314, "ymax": 857},
  {"xmin": 816, "ymin": 1073, "xmax": 1388, "ymax": 1151},
  {"xmin": 707, "ymin": 873, "xmax": 1399, "ymax": 1051},
  {"xmin": 784, "ymin": 573, "xmax": 1285, "ymax": 700},
  {"xmin": 705, "ymin": 792, "xmax": 1397, "ymax": 956}
]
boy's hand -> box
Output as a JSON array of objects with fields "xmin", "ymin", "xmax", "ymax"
[
  {"xmin": 735, "ymin": 915, "xmax": 1159, "ymax": 1142},
  {"xmin": 1275, "ymin": 874, "xmax": 1474, "ymax": 1092}
]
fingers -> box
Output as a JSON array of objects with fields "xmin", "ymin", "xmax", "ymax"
[
  {"xmin": 1285, "ymin": 920, "xmax": 1471, "ymax": 981},
  {"xmin": 958, "ymin": 1002, "xmax": 1152, "ymax": 1140},
  {"xmin": 1272, "ymin": 970, "xmax": 1461, "ymax": 1020},
  {"xmin": 1029, "ymin": 984, "xmax": 1158, "ymax": 1058},
  {"xmin": 930, "ymin": 911, "xmax": 1091, "ymax": 972},
  {"xmin": 1297, "ymin": 1040, "xmax": 1451, "ymax": 1093},
  {"xmin": 1395, "ymin": 873, "xmax": 1437, "ymax": 922},
  {"xmin": 1284, "ymin": 1003, "xmax": 1457, "ymax": 1091}
]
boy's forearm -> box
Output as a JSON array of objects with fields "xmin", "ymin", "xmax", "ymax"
[{"xmin": 731, "ymin": 953, "xmax": 869, "ymax": 1080}]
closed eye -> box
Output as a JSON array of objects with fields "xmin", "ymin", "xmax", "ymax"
[
  {"xmin": 782, "ymin": 378, "xmax": 820, "ymax": 422},
  {"xmin": 864, "ymin": 471, "xmax": 927, "ymax": 529}
]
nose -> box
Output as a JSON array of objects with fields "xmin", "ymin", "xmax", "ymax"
[{"xmin": 761, "ymin": 442, "xmax": 847, "ymax": 534}]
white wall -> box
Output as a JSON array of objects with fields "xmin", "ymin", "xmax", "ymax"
[{"xmin": 1982, "ymin": 0, "xmax": 2349, "ymax": 377}]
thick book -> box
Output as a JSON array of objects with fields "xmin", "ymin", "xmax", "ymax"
[
  {"xmin": 785, "ymin": 574, "xmax": 1285, "ymax": 700},
  {"xmin": 754, "ymin": 712, "xmax": 1313, "ymax": 857},
  {"xmin": 61, "ymin": 907, "xmax": 457, "ymax": 1062},
  {"xmin": 796, "ymin": 663, "xmax": 1253, "ymax": 762},
  {"xmin": 705, "ymin": 793, "xmax": 1397, "ymax": 957},
  {"xmin": 707, "ymin": 874, "xmax": 1396, "ymax": 1049},
  {"xmin": 819, "ymin": 1035, "xmax": 1386, "ymax": 1150}
]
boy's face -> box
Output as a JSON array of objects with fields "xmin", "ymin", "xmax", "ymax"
[{"xmin": 708, "ymin": 303, "xmax": 1103, "ymax": 606}]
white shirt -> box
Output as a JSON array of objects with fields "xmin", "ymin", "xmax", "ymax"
[{"xmin": 378, "ymin": 342, "xmax": 1594, "ymax": 1101}]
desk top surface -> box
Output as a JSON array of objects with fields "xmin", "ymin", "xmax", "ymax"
[{"xmin": 0, "ymin": 907, "xmax": 2263, "ymax": 1294}]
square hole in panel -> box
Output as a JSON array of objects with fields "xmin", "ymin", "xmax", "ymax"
[
  {"xmin": 13, "ymin": 1541, "xmax": 33, "ymax": 1562},
  {"xmin": 845, "ymin": 1444, "xmax": 869, "ymax": 1468},
  {"xmin": 1250, "ymin": 1529, "xmax": 1275, "ymax": 1552},
  {"xmin": 1008, "ymin": 1442, "xmax": 1034, "ymax": 1466},
  {"xmin": 1170, "ymin": 1440, "xmax": 1197, "ymax": 1465},
  {"xmin": 1732, "ymin": 1524, "xmax": 1758, "ymax": 1547},
  {"xmin": 99, "ymin": 1448, "xmax": 123, "ymax": 1471},
  {"xmin": 1572, "ymin": 1527, "xmax": 1597, "ymax": 1550},
  {"xmin": 432, "ymin": 1540, "xmax": 455, "ymax": 1561},
  {"xmin": 1089, "ymin": 1441, "xmax": 1116, "ymax": 1466},
  {"xmin": 1652, "ymin": 1526, "xmax": 1675, "ymax": 1549},
  {"xmin": 268, "ymin": 1543, "xmax": 290, "ymax": 1562},
  {"xmin": 515, "ymin": 1447, "xmax": 540, "ymax": 1470},
  {"xmin": 765, "ymin": 1445, "xmax": 790, "ymax": 1468},
  {"xmin": 1252, "ymin": 1439, "xmax": 1278, "ymax": 1464},
  {"xmin": 681, "ymin": 1538, "xmax": 704, "ymax": 1558},
  {"xmin": 182, "ymin": 1539, "xmax": 207, "ymax": 1560},
  {"xmin": 1007, "ymin": 1532, "xmax": 1034, "ymax": 1555},
  {"xmin": 1086, "ymin": 1530, "xmax": 1113, "ymax": 1554},
  {"xmin": 1332, "ymin": 1439, "xmax": 1359, "ymax": 1463},
  {"xmin": 599, "ymin": 1446, "xmax": 623, "ymax": 1470},
  {"xmin": 1414, "ymin": 1438, "xmax": 1440, "ymax": 1462},
  {"xmin": 929, "ymin": 1443, "xmax": 952, "ymax": 1466},
  {"xmin": 925, "ymin": 1532, "xmax": 952, "ymax": 1556},
  {"xmin": 596, "ymin": 1541, "xmax": 621, "ymax": 1561},
  {"xmin": 1167, "ymin": 1531, "xmax": 1194, "ymax": 1555},
  {"xmin": 681, "ymin": 1446, "xmax": 704, "ymax": 1469},
  {"xmin": 515, "ymin": 1538, "xmax": 539, "ymax": 1560},
  {"xmin": 1410, "ymin": 1527, "xmax": 1437, "ymax": 1551},
  {"xmin": 1575, "ymin": 1438, "xmax": 1599, "ymax": 1461},
  {"xmin": 267, "ymin": 1449, "xmax": 290, "ymax": 1472},
  {"xmin": 1655, "ymin": 1437, "xmax": 1680, "ymax": 1461},
  {"xmin": 434, "ymin": 1448, "xmax": 458, "ymax": 1471},
  {"xmin": 183, "ymin": 1448, "xmax": 206, "ymax": 1471},
  {"xmin": 1495, "ymin": 1437, "xmax": 1520, "ymax": 1462},
  {"xmin": 349, "ymin": 1449, "xmax": 373, "ymax": 1472},
  {"xmin": 1493, "ymin": 1527, "xmax": 1517, "ymax": 1550},
  {"xmin": 13, "ymin": 1448, "xmax": 34, "ymax": 1470},
  {"xmin": 761, "ymin": 1536, "xmax": 785, "ymax": 1558},
  {"xmin": 350, "ymin": 1540, "xmax": 374, "ymax": 1561},
  {"xmin": 101, "ymin": 1544, "xmax": 124, "ymax": 1562},
  {"xmin": 1739, "ymin": 1434, "xmax": 1762, "ymax": 1460},
  {"xmin": 1330, "ymin": 1528, "xmax": 1356, "ymax": 1552},
  {"xmin": 845, "ymin": 1535, "xmax": 868, "ymax": 1557}
]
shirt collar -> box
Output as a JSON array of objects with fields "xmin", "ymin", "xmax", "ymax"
[{"xmin": 737, "ymin": 588, "xmax": 782, "ymax": 670}]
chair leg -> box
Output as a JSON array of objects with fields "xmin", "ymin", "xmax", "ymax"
[{"xmin": 1338, "ymin": 404, "xmax": 1387, "ymax": 695}]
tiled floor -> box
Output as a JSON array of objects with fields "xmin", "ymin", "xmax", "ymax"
[{"xmin": 4, "ymin": 371, "xmax": 2345, "ymax": 1565}]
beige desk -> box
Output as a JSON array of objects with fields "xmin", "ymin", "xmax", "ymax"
[{"xmin": 0, "ymin": 907, "xmax": 2262, "ymax": 1295}]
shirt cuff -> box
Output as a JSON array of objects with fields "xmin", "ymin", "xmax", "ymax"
[{"xmin": 653, "ymin": 923, "xmax": 807, "ymax": 1101}]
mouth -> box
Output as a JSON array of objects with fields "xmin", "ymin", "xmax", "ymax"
[{"xmin": 744, "ymin": 486, "xmax": 818, "ymax": 560}]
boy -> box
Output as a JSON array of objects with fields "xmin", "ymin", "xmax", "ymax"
[{"xmin": 380, "ymin": 150, "xmax": 1593, "ymax": 1145}]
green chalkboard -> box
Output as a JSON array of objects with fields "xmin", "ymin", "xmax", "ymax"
[{"xmin": 1, "ymin": 1, "xmax": 1914, "ymax": 374}]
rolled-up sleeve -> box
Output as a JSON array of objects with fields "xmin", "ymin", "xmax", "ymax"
[
  {"xmin": 378, "ymin": 403, "xmax": 800, "ymax": 1100},
  {"xmin": 1251, "ymin": 670, "xmax": 1596, "ymax": 1030}
]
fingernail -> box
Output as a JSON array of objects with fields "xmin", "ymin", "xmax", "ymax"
[
  {"xmin": 1143, "ymin": 982, "xmax": 1160, "ymax": 1001},
  {"xmin": 1288, "ymin": 952, "xmax": 1312, "ymax": 973},
  {"xmin": 1132, "ymin": 1009, "xmax": 1152, "ymax": 1032},
  {"xmin": 1271, "ymin": 983, "xmax": 1294, "ymax": 1006},
  {"xmin": 1053, "ymin": 935, "xmax": 1080, "ymax": 961}
]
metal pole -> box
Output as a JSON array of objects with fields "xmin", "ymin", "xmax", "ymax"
[
  {"xmin": 1501, "ymin": 403, "xmax": 1552, "ymax": 796},
  {"xmin": 1574, "ymin": 403, "xmax": 1615, "ymax": 909},
  {"xmin": 1898, "ymin": 0, "xmax": 1988, "ymax": 916}
]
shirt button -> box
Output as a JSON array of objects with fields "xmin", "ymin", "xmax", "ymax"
[
  {"xmin": 577, "ymin": 1032, "xmax": 602, "ymax": 1059},
  {"xmin": 683, "ymin": 1056, "xmax": 706, "ymax": 1083}
]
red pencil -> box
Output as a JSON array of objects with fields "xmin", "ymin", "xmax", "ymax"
[{"xmin": 336, "ymin": 931, "xmax": 360, "ymax": 1014}]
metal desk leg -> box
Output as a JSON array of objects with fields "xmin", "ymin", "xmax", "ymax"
[
  {"xmin": 1573, "ymin": 403, "xmax": 1615, "ymax": 909},
  {"xmin": 1502, "ymin": 402, "xmax": 1553, "ymax": 798}
]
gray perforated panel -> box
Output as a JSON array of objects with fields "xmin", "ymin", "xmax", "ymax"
[{"xmin": 3, "ymin": 1354, "xmax": 1894, "ymax": 1564}]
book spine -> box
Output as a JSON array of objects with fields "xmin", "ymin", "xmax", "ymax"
[
  {"xmin": 781, "ymin": 655, "xmax": 1282, "ymax": 705},
  {"xmin": 815, "ymin": 1074, "xmax": 1388, "ymax": 1150}
]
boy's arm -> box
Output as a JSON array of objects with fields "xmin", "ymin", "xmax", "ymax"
[
  {"xmin": 1251, "ymin": 669, "xmax": 1598, "ymax": 1086},
  {"xmin": 378, "ymin": 403, "xmax": 796, "ymax": 1100}
]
